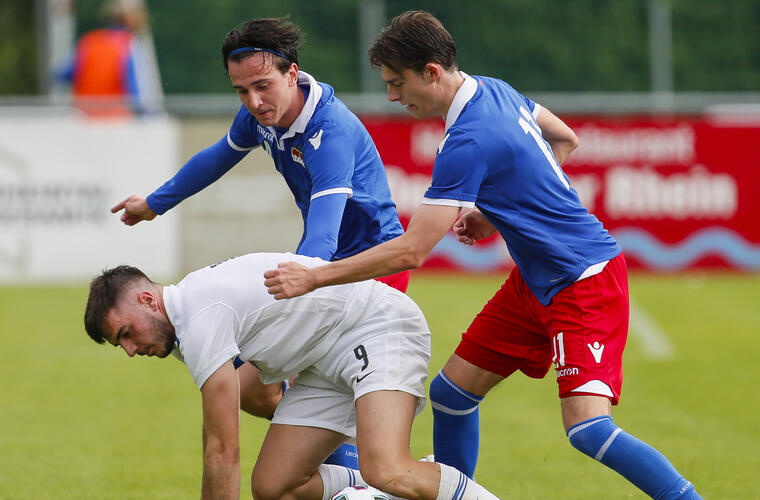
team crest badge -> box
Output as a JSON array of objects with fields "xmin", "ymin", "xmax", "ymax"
[{"xmin": 291, "ymin": 146, "xmax": 305, "ymax": 167}]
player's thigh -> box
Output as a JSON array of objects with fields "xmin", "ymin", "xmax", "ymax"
[
  {"xmin": 454, "ymin": 269, "xmax": 552, "ymax": 386},
  {"xmin": 355, "ymin": 390, "xmax": 417, "ymax": 467},
  {"xmin": 238, "ymin": 362, "xmax": 282, "ymax": 418},
  {"xmin": 355, "ymin": 390, "xmax": 441, "ymax": 498},
  {"xmin": 252, "ymin": 423, "xmax": 347, "ymax": 496}
]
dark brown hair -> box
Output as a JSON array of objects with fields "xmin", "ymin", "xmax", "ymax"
[
  {"xmin": 84, "ymin": 265, "xmax": 151, "ymax": 344},
  {"xmin": 368, "ymin": 10, "xmax": 457, "ymax": 74},
  {"xmin": 221, "ymin": 17, "xmax": 304, "ymax": 73}
]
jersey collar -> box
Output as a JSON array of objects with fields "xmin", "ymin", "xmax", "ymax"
[
  {"xmin": 444, "ymin": 72, "xmax": 477, "ymax": 132},
  {"xmin": 270, "ymin": 70, "xmax": 323, "ymax": 151}
]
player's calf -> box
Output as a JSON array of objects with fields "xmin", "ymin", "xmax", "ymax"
[
  {"xmin": 360, "ymin": 458, "xmax": 498, "ymax": 500},
  {"xmin": 567, "ymin": 415, "xmax": 701, "ymax": 499},
  {"xmin": 429, "ymin": 370, "xmax": 483, "ymax": 478}
]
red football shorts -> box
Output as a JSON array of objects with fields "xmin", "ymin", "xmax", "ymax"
[
  {"xmin": 376, "ymin": 270, "xmax": 411, "ymax": 293},
  {"xmin": 455, "ymin": 254, "xmax": 629, "ymax": 404}
]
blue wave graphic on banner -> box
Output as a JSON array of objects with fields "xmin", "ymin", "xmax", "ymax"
[
  {"xmin": 614, "ymin": 227, "xmax": 760, "ymax": 270},
  {"xmin": 428, "ymin": 234, "xmax": 510, "ymax": 271},
  {"xmin": 425, "ymin": 227, "xmax": 760, "ymax": 271}
]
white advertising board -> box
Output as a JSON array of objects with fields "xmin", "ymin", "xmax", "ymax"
[{"xmin": 0, "ymin": 116, "xmax": 179, "ymax": 283}]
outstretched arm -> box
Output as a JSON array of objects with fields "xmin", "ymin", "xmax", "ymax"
[
  {"xmin": 536, "ymin": 106, "xmax": 579, "ymax": 165},
  {"xmin": 200, "ymin": 359, "xmax": 240, "ymax": 500},
  {"xmin": 111, "ymin": 135, "xmax": 249, "ymax": 225},
  {"xmin": 264, "ymin": 204, "xmax": 461, "ymax": 299}
]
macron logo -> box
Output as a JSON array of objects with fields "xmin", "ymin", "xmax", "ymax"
[
  {"xmin": 588, "ymin": 341, "xmax": 605, "ymax": 363},
  {"xmin": 257, "ymin": 124, "xmax": 275, "ymax": 143},
  {"xmin": 309, "ymin": 129, "xmax": 323, "ymax": 150}
]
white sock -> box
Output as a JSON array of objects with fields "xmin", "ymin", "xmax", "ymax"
[
  {"xmin": 436, "ymin": 463, "xmax": 500, "ymax": 500},
  {"xmin": 317, "ymin": 465, "xmax": 366, "ymax": 500},
  {"xmin": 317, "ymin": 464, "xmax": 407, "ymax": 500}
]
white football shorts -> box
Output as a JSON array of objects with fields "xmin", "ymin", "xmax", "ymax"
[{"xmin": 271, "ymin": 287, "xmax": 431, "ymax": 437}]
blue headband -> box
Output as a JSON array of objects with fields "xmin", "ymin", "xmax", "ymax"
[{"xmin": 228, "ymin": 47, "xmax": 289, "ymax": 61}]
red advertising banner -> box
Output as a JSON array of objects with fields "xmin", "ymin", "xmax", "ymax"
[{"xmin": 362, "ymin": 114, "xmax": 760, "ymax": 272}]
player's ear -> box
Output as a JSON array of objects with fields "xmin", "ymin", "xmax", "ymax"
[
  {"xmin": 288, "ymin": 63, "xmax": 299, "ymax": 85},
  {"xmin": 137, "ymin": 291, "xmax": 156, "ymax": 309},
  {"xmin": 425, "ymin": 63, "xmax": 441, "ymax": 82}
]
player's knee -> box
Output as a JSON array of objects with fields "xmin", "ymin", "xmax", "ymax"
[
  {"xmin": 429, "ymin": 371, "xmax": 482, "ymax": 411},
  {"xmin": 567, "ymin": 415, "xmax": 617, "ymax": 459},
  {"xmin": 251, "ymin": 465, "xmax": 299, "ymax": 500},
  {"xmin": 359, "ymin": 457, "xmax": 415, "ymax": 497},
  {"xmin": 251, "ymin": 479, "xmax": 281, "ymax": 500}
]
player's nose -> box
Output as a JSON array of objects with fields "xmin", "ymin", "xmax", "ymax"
[
  {"xmin": 122, "ymin": 342, "xmax": 138, "ymax": 357},
  {"xmin": 247, "ymin": 91, "xmax": 264, "ymax": 109},
  {"xmin": 387, "ymin": 84, "xmax": 400, "ymax": 102}
]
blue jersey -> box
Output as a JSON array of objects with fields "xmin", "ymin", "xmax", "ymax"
[
  {"xmin": 148, "ymin": 71, "xmax": 402, "ymax": 261},
  {"xmin": 226, "ymin": 71, "xmax": 402, "ymax": 259},
  {"xmin": 424, "ymin": 73, "xmax": 621, "ymax": 305}
]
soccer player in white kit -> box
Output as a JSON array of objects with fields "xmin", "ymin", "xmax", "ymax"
[{"xmin": 84, "ymin": 252, "xmax": 499, "ymax": 500}]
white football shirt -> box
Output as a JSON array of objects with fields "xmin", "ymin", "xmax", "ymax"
[{"xmin": 164, "ymin": 252, "xmax": 379, "ymax": 389}]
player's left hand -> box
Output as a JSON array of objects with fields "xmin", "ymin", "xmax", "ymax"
[
  {"xmin": 453, "ymin": 209, "xmax": 498, "ymax": 245},
  {"xmin": 264, "ymin": 262, "xmax": 315, "ymax": 299}
]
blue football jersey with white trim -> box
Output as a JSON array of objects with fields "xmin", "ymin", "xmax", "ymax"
[
  {"xmin": 425, "ymin": 73, "xmax": 620, "ymax": 305},
  {"xmin": 227, "ymin": 71, "xmax": 403, "ymax": 259}
]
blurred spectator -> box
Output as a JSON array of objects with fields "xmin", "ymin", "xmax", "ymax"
[{"xmin": 58, "ymin": 0, "xmax": 164, "ymax": 117}]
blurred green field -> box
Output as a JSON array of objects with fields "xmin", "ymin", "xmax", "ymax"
[{"xmin": 1, "ymin": 272, "xmax": 758, "ymax": 499}]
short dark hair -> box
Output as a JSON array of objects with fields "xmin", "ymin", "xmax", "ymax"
[
  {"xmin": 368, "ymin": 10, "xmax": 457, "ymax": 74},
  {"xmin": 221, "ymin": 17, "xmax": 304, "ymax": 73},
  {"xmin": 84, "ymin": 265, "xmax": 152, "ymax": 345}
]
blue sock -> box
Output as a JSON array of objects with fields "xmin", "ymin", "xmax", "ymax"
[
  {"xmin": 430, "ymin": 370, "xmax": 483, "ymax": 478},
  {"xmin": 568, "ymin": 416, "xmax": 701, "ymax": 499},
  {"xmin": 323, "ymin": 442, "xmax": 359, "ymax": 469}
]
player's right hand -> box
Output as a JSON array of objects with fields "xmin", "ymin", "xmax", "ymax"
[
  {"xmin": 263, "ymin": 262, "xmax": 315, "ymax": 300},
  {"xmin": 111, "ymin": 195, "xmax": 157, "ymax": 226}
]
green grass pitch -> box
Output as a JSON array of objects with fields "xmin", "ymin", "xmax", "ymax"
[{"xmin": 1, "ymin": 272, "xmax": 758, "ymax": 498}]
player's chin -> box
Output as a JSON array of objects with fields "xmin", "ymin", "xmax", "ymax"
[{"xmin": 157, "ymin": 341, "xmax": 175, "ymax": 358}]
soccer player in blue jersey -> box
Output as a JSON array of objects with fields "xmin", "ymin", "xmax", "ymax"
[
  {"xmin": 264, "ymin": 10, "xmax": 701, "ymax": 499},
  {"xmin": 111, "ymin": 17, "xmax": 409, "ymax": 469}
]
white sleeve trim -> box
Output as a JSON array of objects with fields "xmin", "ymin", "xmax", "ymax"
[
  {"xmin": 226, "ymin": 132, "xmax": 256, "ymax": 152},
  {"xmin": 310, "ymin": 187, "xmax": 353, "ymax": 201},
  {"xmin": 421, "ymin": 197, "xmax": 476, "ymax": 208},
  {"xmin": 532, "ymin": 102, "xmax": 542, "ymax": 119}
]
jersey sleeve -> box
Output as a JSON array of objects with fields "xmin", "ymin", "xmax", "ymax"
[
  {"xmin": 522, "ymin": 93, "xmax": 541, "ymax": 118},
  {"xmin": 177, "ymin": 303, "xmax": 241, "ymax": 390},
  {"xmin": 297, "ymin": 192, "xmax": 349, "ymax": 260},
  {"xmin": 146, "ymin": 135, "xmax": 248, "ymax": 215},
  {"xmin": 301, "ymin": 123, "xmax": 355, "ymax": 200},
  {"xmin": 423, "ymin": 134, "xmax": 487, "ymax": 208},
  {"xmin": 227, "ymin": 105, "xmax": 262, "ymax": 151}
]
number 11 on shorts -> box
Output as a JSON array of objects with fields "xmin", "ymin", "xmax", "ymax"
[{"xmin": 552, "ymin": 332, "xmax": 566, "ymax": 367}]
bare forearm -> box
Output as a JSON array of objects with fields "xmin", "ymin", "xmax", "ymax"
[
  {"xmin": 201, "ymin": 450, "xmax": 239, "ymax": 500},
  {"xmin": 312, "ymin": 234, "xmax": 421, "ymax": 288}
]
